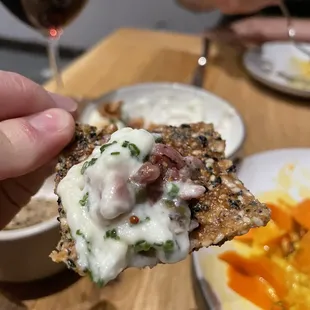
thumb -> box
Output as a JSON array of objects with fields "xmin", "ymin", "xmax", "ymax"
[{"xmin": 0, "ymin": 108, "xmax": 75, "ymax": 180}]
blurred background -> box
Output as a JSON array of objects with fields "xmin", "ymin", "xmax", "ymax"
[{"xmin": 0, "ymin": 0, "xmax": 220, "ymax": 84}]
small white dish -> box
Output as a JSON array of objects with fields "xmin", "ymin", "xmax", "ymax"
[
  {"xmin": 0, "ymin": 175, "xmax": 64, "ymax": 282},
  {"xmin": 243, "ymin": 42, "xmax": 310, "ymax": 98},
  {"xmin": 80, "ymin": 82, "xmax": 246, "ymax": 160},
  {"xmin": 192, "ymin": 148, "xmax": 310, "ymax": 309}
]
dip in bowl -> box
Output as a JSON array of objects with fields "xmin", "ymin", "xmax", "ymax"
[
  {"xmin": 0, "ymin": 175, "xmax": 64, "ymax": 282},
  {"xmin": 80, "ymin": 83, "xmax": 246, "ymax": 160}
]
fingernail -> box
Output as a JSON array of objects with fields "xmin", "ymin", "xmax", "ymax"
[
  {"xmin": 48, "ymin": 92, "xmax": 78, "ymax": 113},
  {"xmin": 28, "ymin": 108, "xmax": 71, "ymax": 132}
]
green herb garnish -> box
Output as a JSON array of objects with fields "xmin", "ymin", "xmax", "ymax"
[
  {"xmin": 128, "ymin": 143, "xmax": 140, "ymax": 157},
  {"xmin": 76, "ymin": 230, "xmax": 91, "ymax": 252},
  {"xmin": 79, "ymin": 192, "xmax": 89, "ymax": 206},
  {"xmin": 121, "ymin": 141, "xmax": 141, "ymax": 157},
  {"xmin": 86, "ymin": 241, "xmax": 92, "ymax": 253},
  {"xmin": 167, "ymin": 183, "xmax": 180, "ymax": 199},
  {"xmin": 122, "ymin": 140, "xmax": 129, "ymax": 147},
  {"xmin": 105, "ymin": 229, "xmax": 120, "ymax": 240},
  {"xmin": 100, "ymin": 141, "xmax": 117, "ymax": 153},
  {"xmin": 153, "ymin": 134, "xmax": 163, "ymax": 143},
  {"xmin": 132, "ymin": 240, "xmax": 174, "ymax": 252},
  {"xmin": 88, "ymin": 270, "xmax": 94, "ymax": 282},
  {"xmin": 111, "ymin": 151, "xmax": 120, "ymax": 155},
  {"xmin": 134, "ymin": 240, "xmax": 151, "ymax": 252},
  {"xmin": 163, "ymin": 199, "xmax": 175, "ymax": 209},
  {"xmin": 87, "ymin": 271, "xmax": 105, "ymax": 287},
  {"xmin": 163, "ymin": 240, "xmax": 174, "ymax": 252},
  {"xmin": 81, "ymin": 162, "xmax": 89, "ymax": 175},
  {"xmin": 96, "ymin": 279, "xmax": 105, "ymax": 288},
  {"xmin": 81, "ymin": 158, "xmax": 97, "ymax": 175}
]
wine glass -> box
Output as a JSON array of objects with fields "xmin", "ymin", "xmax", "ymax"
[{"xmin": 0, "ymin": 0, "xmax": 89, "ymax": 92}]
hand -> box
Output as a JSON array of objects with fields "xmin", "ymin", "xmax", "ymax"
[
  {"xmin": 205, "ymin": 17, "xmax": 310, "ymax": 47},
  {"xmin": 177, "ymin": 0, "xmax": 279, "ymax": 13},
  {"xmin": 0, "ymin": 71, "xmax": 76, "ymax": 229}
]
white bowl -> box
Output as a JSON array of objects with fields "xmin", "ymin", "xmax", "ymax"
[
  {"xmin": 0, "ymin": 175, "xmax": 64, "ymax": 282},
  {"xmin": 79, "ymin": 82, "xmax": 246, "ymax": 160}
]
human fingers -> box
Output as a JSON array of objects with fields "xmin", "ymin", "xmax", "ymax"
[
  {"xmin": 230, "ymin": 17, "xmax": 289, "ymax": 43},
  {"xmin": 0, "ymin": 108, "xmax": 75, "ymax": 180},
  {"xmin": 0, "ymin": 71, "xmax": 77, "ymax": 121}
]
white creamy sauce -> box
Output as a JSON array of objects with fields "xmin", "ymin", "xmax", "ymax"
[
  {"xmin": 57, "ymin": 128, "xmax": 192, "ymax": 285},
  {"xmin": 122, "ymin": 96, "xmax": 205, "ymax": 126},
  {"xmin": 121, "ymin": 92, "xmax": 236, "ymax": 155}
]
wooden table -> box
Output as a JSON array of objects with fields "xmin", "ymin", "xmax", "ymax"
[{"xmin": 7, "ymin": 28, "xmax": 310, "ymax": 310}]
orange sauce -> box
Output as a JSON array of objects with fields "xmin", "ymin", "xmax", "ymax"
[
  {"xmin": 219, "ymin": 200, "xmax": 310, "ymax": 310},
  {"xmin": 226, "ymin": 266, "xmax": 282, "ymax": 309}
]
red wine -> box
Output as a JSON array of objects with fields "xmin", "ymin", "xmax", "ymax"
[{"xmin": 1, "ymin": 0, "xmax": 88, "ymax": 33}]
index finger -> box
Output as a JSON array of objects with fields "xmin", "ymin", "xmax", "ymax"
[{"xmin": 0, "ymin": 71, "xmax": 76, "ymax": 121}]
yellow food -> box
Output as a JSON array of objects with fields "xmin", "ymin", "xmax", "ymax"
[
  {"xmin": 219, "ymin": 199, "xmax": 310, "ymax": 310},
  {"xmin": 289, "ymin": 57, "xmax": 310, "ymax": 90},
  {"xmin": 292, "ymin": 58, "xmax": 310, "ymax": 79}
]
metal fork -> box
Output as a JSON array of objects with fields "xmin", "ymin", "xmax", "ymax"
[
  {"xmin": 279, "ymin": 0, "xmax": 310, "ymax": 58},
  {"xmin": 191, "ymin": 38, "xmax": 210, "ymax": 88}
]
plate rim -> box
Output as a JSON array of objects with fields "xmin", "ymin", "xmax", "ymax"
[{"xmin": 243, "ymin": 42, "xmax": 310, "ymax": 98}]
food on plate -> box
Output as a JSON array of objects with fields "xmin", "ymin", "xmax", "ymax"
[
  {"xmin": 97, "ymin": 101, "xmax": 122, "ymax": 119},
  {"xmin": 291, "ymin": 57, "xmax": 310, "ymax": 80},
  {"xmin": 220, "ymin": 199, "xmax": 310, "ymax": 310},
  {"xmin": 90, "ymin": 100, "xmax": 158, "ymax": 131},
  {"xmin": 4, "ymin": 198, "xmax": 58, "ymax": 230},
  {"xmin": 288, "ymin": 57, "xmax": 310, "ymax": 90},
  {"xmin": 50, "ymin": 122, "xmax": 270, "ymax": 286},
  {"xmin": 126, "ymin": 117, "xmax": 158, "ymax": 131},
  {"xmin": 86, "ymin": 101, "xmax": 125, "ymax": 130}
]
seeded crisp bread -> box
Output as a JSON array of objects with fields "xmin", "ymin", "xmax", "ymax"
[{"xmin": 50, "ymin": 122, "xmax": 270, "ymax": 275}]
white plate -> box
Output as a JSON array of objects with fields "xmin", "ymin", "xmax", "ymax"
[
  {"xmin": 192, "ymin": 148, "xmax": 310, "ymax": 310},
  {"xmin": 80, "ymin": 83, "xmax": 245, "ymax": 159},
  {"xmin": 243, "ymin": 42, "xmax": 310, "ymax": 98}
]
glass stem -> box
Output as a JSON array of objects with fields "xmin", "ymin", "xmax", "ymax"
[{"xmin": 47, "ymin": 37, "xmax": 64, "ymax": 91}]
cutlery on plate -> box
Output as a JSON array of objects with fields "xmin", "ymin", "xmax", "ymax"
[
  {"xmin": 279, "ymin": 0, "xmax": 310, "ymax": 59},
  {"xmin": 277, "ymin": 71, "xmax": 310, "ymax": 85}
]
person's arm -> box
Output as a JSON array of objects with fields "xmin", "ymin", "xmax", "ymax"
[
  {"xmin": 234, "ymin": 17, "xmax": 310, "ymax": 43},
  {"xmin": 206, "ymin": 17, "xmax": 310, "ymax": 46}
]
